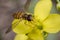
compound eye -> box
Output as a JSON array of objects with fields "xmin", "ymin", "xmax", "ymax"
[{"xmin": 27, "ymin": 15, "xmax": 32, "ymax": 21}]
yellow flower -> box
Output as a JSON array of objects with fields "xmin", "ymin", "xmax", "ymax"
[
  {"xmin": 34, "ymin": 0, "xmax": 52, "ymax": 22},
  {"xmin": 12, "ymin": 19, "xmax": 44, "ymax": 40},
  {"xmin": 43, "ymin": 14, "xmax": 60, "ymax": 33},
  {"xmin": 27, "ymin": 27, "xmax": 44, "ymax": 40},
  {"xmin": 34, "ymin": 0, "xmax": 60, "ymax": 33},
  {"xmin": 12, "ymin": 19, "xmax": 34, "ymax": 34},
  {"xmin": 14, "ymin": 34, "xmax": 28, "ymax": 40},
  {"xmin": 12, "ymin": 0, "xmax": 60, "ymax": 40}
]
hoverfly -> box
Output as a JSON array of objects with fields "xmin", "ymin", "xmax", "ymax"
[
  {"xmin": 12, "ymin": 10, "xmax": 33, "ymax": 28},
  {"xmin": 12, "ymin": 10, "xmax": 32, "ymax": 21},
  {"xmin": 6, "ymin": 10, "xmax": 33, "ymax": 34},
  {"xmin": 5, "ymin": 0, "xmax": 32, "ymax": 34}
]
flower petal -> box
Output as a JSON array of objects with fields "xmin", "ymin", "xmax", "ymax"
[
  {"xmin": 34, "ymin": 0, "xmax": 52, "ymax": 22},
  {"xmin": 28, "ymin": 28, "xmax": 44, "ymax": 40},
  {"xmin": 14, "ymin": 34, "xmax": 28, "ymax": 40},
  {"xmin": 12, "ymin": 19, "xmax": 34, "ymax": 34},
  {"xmin": 12, "ymin": 19, "xmax": 20, "ymax": 25},
  {"xmin": 43, "ymin": 14, "xmax": 60, "ymax": 33}
]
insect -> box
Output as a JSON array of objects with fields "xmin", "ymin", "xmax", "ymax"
[
  {"xmin": 6, "ymin": 0, "xmax": 32, "ymax": 34},
  {"xmin": 6, "ymin": 10, "xmax": 33, "ymax": 34},
  {"xmin": 12, "ymin": 10, "xmax": 33, "ymax": 21}
]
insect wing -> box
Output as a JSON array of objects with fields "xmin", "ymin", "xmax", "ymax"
[{"xmin": 12, "ymin": 19, "xmax": 22, "ymax": 29}]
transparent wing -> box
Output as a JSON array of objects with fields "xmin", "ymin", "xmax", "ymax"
[
  {"xmin": 12, "ymin": 19, "xmax": 22, "ymax": 29},
  {"xmin": 6, "ymin": 19, "xmax": 22, "ymax": 34}
]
